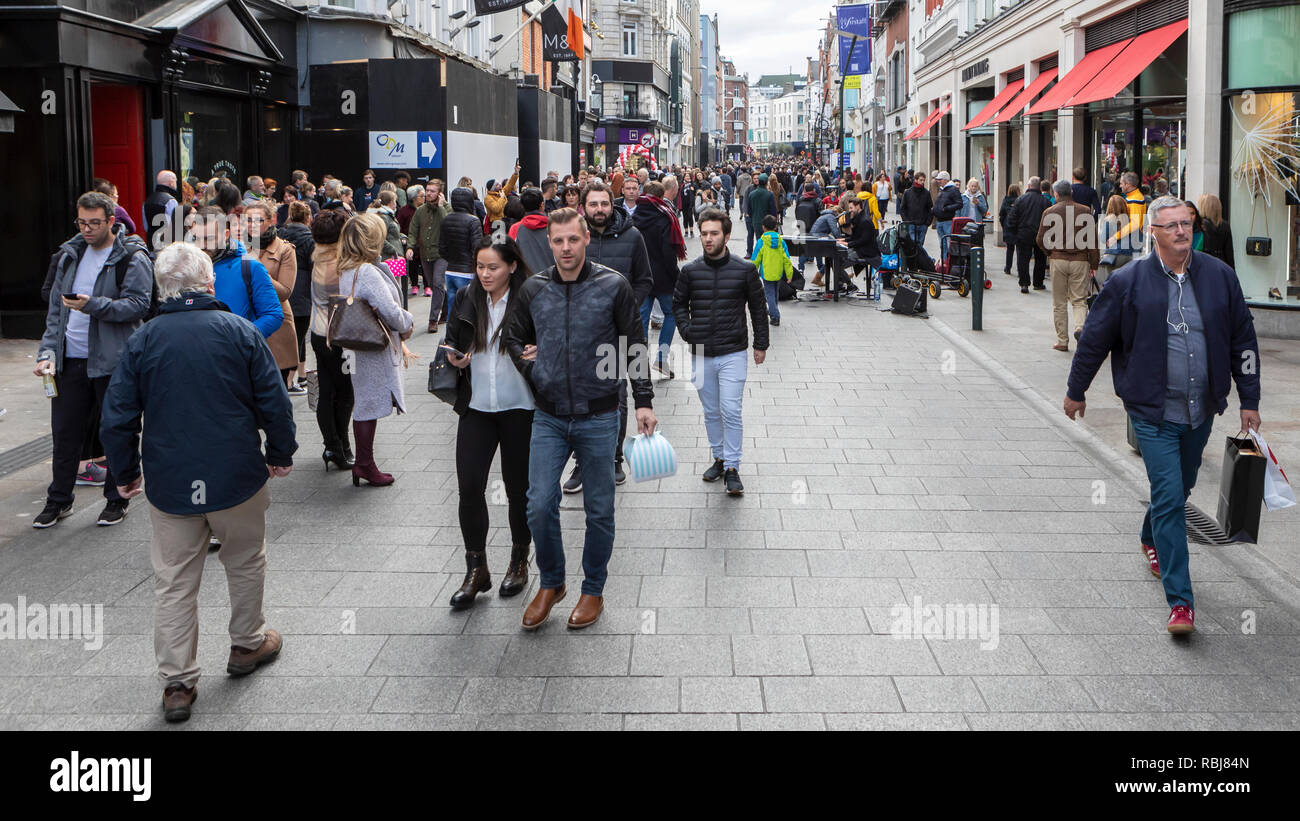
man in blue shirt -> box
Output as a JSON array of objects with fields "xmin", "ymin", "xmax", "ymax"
[{"xmin": 1064, "ymin": 197, "xmax": 1261, "ymax": 636}]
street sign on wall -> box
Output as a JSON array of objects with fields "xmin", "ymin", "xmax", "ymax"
[
  {"xmin": 369, "ymin": 130, "xmax": 442, "ymax": 169},
  {"xmin": 843, "ymin": 136, "xmax": 855, "ymax": 153}
]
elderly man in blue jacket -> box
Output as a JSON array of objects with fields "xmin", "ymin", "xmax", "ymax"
[
  {"xmin": 193, "ymin": 205, "xmax": 282, "ymax": 337},
  {"xmin": 1064, "ymin": 196, "xmax": 1261, "ymax": 636},
  {"xmin": 101, "ymin": 242, "xmax": 297, "ymax": 723}
]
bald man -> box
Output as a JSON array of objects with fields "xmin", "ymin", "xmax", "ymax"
[{"xmin": 144, "ymin": 169, "xmax": 180, "ymax": 251}]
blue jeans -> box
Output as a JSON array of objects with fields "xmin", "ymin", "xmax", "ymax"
[
  {"xmin": 445, "ymin": 272, "xmax": 472, "ymax": 317},
  {"xmin": 527, "ymin": 409, "xmax": 620, "ymax": 596},
  {"xmin": 935, "ymin": 220, "xmax": 953, "ymax": 259},
  {"xmin": 745, "ymin": 221, "xmax": 757, "ymax": 256},
  {"xmin": 640, "ymin": 293, "xmax": 676, "ymax": 366},
  {"xmin": 1129, "ymin": 415, "xmax": 1215, "ymax": 609},
  {"xmin": 763, "ymin": 280, "xmax": 781, "ymax": 320},
  {"xmin": 691, "ymin": 351, "xmax": 747, "ymax": 470},
  {"xmin": 907, "ymin": 223, "xmax": 928, "ymax": 249}
]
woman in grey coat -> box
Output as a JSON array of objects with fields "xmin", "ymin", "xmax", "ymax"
[{"xmin": 335, "ymin": 213, "xmax": 415, "ymax": 486}]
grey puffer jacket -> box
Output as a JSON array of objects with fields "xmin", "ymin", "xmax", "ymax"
[
  {"xmin": 38, "ymin": 231, "xmax": 153, "ymax": 378},
  {"xmin": 504, "ymin": 261, "xmax": 653, "ymax": 417}
]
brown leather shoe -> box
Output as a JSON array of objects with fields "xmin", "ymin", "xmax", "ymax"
[
  {"xmin": 567, "ymin": 594, "xmax": 603, "ymax": 630},
  {"xmin": 227, "ymin": 629, "xmax": 283, "ymax": 676},
  {"xmin": 162, "ymin": 683, "xmax": 196, "ymax": 723},
  {"xmin": 521, "ymin": 585, "xmax": 566, "ymax": 631}
]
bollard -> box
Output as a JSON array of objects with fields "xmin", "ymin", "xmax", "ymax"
[{"xmin": 970, "ymin": 246, "xmax": 984, "ymax": 331}]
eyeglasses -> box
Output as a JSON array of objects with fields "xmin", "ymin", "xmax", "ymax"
[
  {"xmin": 1151, "ymin": 220, "xmax": 1194, "ymax": 232},
  {"xmin": 74, "ymin": 219, "xmax": 107, "ymax": 230}
]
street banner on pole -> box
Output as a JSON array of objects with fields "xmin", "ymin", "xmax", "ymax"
[
  {"xmin": 474, "ymin": 0, "xmax": 527, "ymax": 13},
  {"xmin": 836, "ymin": 4, "xmax": 872, "ymax": 74},
  {"xmin": 541, "ymin": 4, "xmax": 580, "ymax": 61}
]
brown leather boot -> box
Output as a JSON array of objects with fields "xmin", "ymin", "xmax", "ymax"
[
  {"xmin": 227, "ymin": 629, "xmax": 282, "ymax": 676},
  {"xmin": 499, "ymin": 544, "xmax": 530, "ymax": 598},
  {"xmin": 521, "ymin": 585, "xmax": 566, "ymax": 631},
  {"xmin": 449, "ymin": 551, "xmax": 492, "ymax": 610},
  {"xmin": 162, "ymin": 683, "xmax": 196, "ymax": 723},
  {"xmin": 567, "ymin": 594, "xmax": 604, "ymax": 630}
]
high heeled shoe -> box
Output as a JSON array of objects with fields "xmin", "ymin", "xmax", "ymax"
[
  {"xmin": 322, "ymin": 450, "xmax": 353, "ymax": 471},
  {"xmin": 350, "ymin": 419, "xmax": 394, "ymax": 486},
  {"xmin": 351, "ymin": 463, "xmax": 394, "ymax": 486}
]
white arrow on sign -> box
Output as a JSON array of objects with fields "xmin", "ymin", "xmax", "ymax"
[{"xmin": 421, "ymin": 136, "xmax": 438, "ymax": 163}]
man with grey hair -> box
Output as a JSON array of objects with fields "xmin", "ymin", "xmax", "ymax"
[
  {"xmin": 101, "ymin": 241, "xmax": 297, "ymax": 722},
  {"xmin": 243, "ymin": 175, "xmax": 265, "ymax": 206},
  {"xmin": 1066, "ymin": 196, "xmax": 1261, "ymax": 635},
  {"xmin": 144, "ymin": 170, "xmax": 179, "ymax": 250},
  {"xmin": 931, "ymin": 171, "xmax": 963, "ymax": 261},
  {"xmin": 1006, "ymin": 175, "xmax": 1049, "ymax": 292},
  {"xmin": 1037, "ymin": 179, "xmax": 1099, "ymax": 351}
]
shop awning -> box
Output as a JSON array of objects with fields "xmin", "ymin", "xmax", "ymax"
[
  {"xmin": 1067, "ymin": 19, "xmax": 1188, "ymax": 108},
  {"xmin": 990, "ymin": 68, "xmax": 1058, "ymax": 123},
  {"xmin": 961, "ymin": 79, "xmax": 1025, "ymax": 131},
  {"xmin": 1026, "ymin": 40, "xmax": 1128, "ymax": 115},
  {"xmin": 905, "ymin": 102, "xmax": 952, "ymax": 140}
]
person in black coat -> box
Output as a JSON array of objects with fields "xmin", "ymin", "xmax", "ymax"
[
  {"xmin": 840, "ymin": 197, "xmax": 881, "ymax": 281},
  {"xmin": 631, "ymin": 180, "xmax": 684, "ymax": 377},
  {"xmin": 1006, "ymin": 176, "xmax": 1049, "ymax": 291},
  {"xmin": 277, "ymin": 201, "xmax": 316, "ymax": 389},
  {"xmin": 1197, "ymin": 194, "xmax": 1235, "ymax": 270},
  {"xmin": 439, "ymin": 187, "xmax": 485, "ymax": 318},
  {"xmin": 998, "ymin": 184, "xmax": 1022, "ymax": 275},
  {"xmin": 899, "ymin": 172, "xmax": 933, "ymax": 249}
]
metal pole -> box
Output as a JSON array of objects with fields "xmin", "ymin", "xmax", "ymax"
[{"xmin": 970, "ymin": 246, "xmax": 984, "ymax": 331}]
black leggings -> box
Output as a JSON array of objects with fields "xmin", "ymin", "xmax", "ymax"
[
  {"xmin": 456, "ymin": 408, "xmax": 532, "ymax": 553},
  {"xmin": 293, "ymin": 315, "xmax": 310, "ymax": 362},
  {"xmin": 310, "ymin": 333, "xmax": 354, "ymax": 452}
]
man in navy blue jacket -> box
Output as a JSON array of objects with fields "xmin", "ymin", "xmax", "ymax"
[
  {"xmin": 1064, "ymin": 197, "xmax": 1261, "ymax": 636},
  {"xmin": 101, "ymin": 242, "xmax": 297, "ymax": 722}
]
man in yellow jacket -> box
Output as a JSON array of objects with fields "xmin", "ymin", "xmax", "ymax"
[
  {"xmin": 483, "ymin": 161, "xmax": 520, "ymax": 229},
  {"xmin": 856, "ymin": 189, "xmax": 882, "ymax": 229},
  {"xmin": 1107, "ymin": 171, "xmax": 1149, "ymax": 255},
  {"xmin": 750, "ymin": 214, "xmax": 794, "ymax": 326}
]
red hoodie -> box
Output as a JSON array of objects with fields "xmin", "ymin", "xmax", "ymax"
[{"xmin": 508, "ymin": 212, "xmax": 548, "ymax": 240}]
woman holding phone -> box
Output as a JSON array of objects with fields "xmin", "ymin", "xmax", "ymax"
[{"xmin": 443, "ymin": 236, "xmax": 536, "ymax": 609}]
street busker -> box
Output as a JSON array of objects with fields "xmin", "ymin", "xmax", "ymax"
[
  {"xmin": 443, "ymin": 237, "xmax": 536, "ymax": 610},
  {"xmin": 750, "ymin": 214, "xmax": 794, "ymax": 326},
  {"xmin": 99, "ymin": 242, "xmax": 296, "ymax": 723},
  {"xmin": 504, "ymin": 208, "xmax": 657, "ymax": 631},
  {"xmin": 673, "ymin": 207, "xmax": 769, "ymax": 497},
  {"xmin": 1064, "ymin": 197, "xmax": 1262, "ymax": 636}
]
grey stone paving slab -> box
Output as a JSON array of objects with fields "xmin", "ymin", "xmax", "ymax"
[
  {"xmin": 630, "ymin": 634, "xmax": 733, "ymax": 676},
  {"xmin": 623, "ymin": 713, "xmax": 739, "ymax": 730},
  {"xmin": 540, "ymin": 677, "xmax": 678, "ymax": 713},
  {"xmin": 761, "ymin": 676, "xmax": 902, "ymax": 713}
]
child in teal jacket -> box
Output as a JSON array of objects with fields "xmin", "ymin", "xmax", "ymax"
[{"xmin": 751, "ymin": 215, "xmax": 793, "ymax": 325}]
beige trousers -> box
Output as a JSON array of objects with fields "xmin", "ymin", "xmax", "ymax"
[
  {"xmin": 1050, "ymin": 258, "xmax": 1092, "ymax": 345},
  {"xmin": 149, "ymin": 485, "xmax": 270, "ymax": 688}
]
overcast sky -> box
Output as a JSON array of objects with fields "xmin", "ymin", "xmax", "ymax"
[{"xmin": 706, "ymin": 0, "xmax": 834, "ymax": 83}]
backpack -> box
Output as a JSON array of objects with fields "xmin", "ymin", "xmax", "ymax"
[{"xmin": 113, "ymin": 241, "xmax": 159, "ymax": 320}]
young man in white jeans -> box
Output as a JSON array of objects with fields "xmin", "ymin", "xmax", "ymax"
[{"xmin": 672, "ymin": 208, "xmax": 770, "ymax": 496}]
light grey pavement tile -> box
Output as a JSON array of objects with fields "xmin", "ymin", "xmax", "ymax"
[
  {"xmin": 623, "ymin": 713, "xmax": 738, "ymax": 730},
  {"xmin": 824, "ymin": 713, "xmax": 969, "ymax": 730},
  {"xmin": 1074, "ymin": 713, "xmax": 1230, "ymax": 731},
  {"xmin": 1212, "ymin": 712, "xmax": 1300, "ymax": 731},
  {"xmin": 963, "ymin": 713, "xmax": 1086, "ymax": 730},
  {"xmin": 638, "ymin": 576, "xmax": 708, "ymax": 607},
  {"xmin": 927, "ymin": 636, "xmax": 1045, "ymax": 676},
  {"xmin": 740, "ymin": 713, "xmax": 826, "ymax": 730},
  {"xmin": 498, "ymin": 635, "xmax": 633, "ymax": 677},
  {"xmin": 707, "ymin": 576, "xmax": 795, "ymax": 608},
  {"xmin": 749, "ymin": 607, "xmax": 870, "ymax": 635},
  {"xmin": 680, "ymin": 677, "xmax": 764, "ymax": 713},
  {"xmin": 805, "ymin": 635, "xmax": 940, "ymax": 676},
  {"xmin": 476, "ymin": 713, "xmax": 624, "ymax": 730},
  {"xmin": 761, "ymin": 676, "xmax": 903, "ymax": 713},
  {"xmin": 724, "ymin": 549, "xmax": 809, "ymax": 577},
  {"xmin": 630, "ymin": 634, "xmax": 732, "ymax": 676},
  {"xmin": 1022, "ymin": 635, "xmax": 1123, "ymax": 675},
  {"xmin": 540, "ymin": 677, "xmax": 679, "ymax": 713},
  {"xmin": 242, "ymin": 714, "xmax": 340, "ymax": 730},
  {"xmin": 1076, "ymin": 676, "xmax": 1180, "ymax": 713},
  {"xmin": 793, "ymin": 577, "xmax": 905, "ymax": 608},
  {"xmin": 332, "ymin": 713, "xmax": 480, "ymax": 731},
  {"xmin": 197, "ymin": 676, "xmax": 387, "ymax": 714},
  {"xmin": 973, "ymin": 675, "xmax": 1098, "ymax": 712},
  {"xmin": 652, "ymin": 607, "xmax": 752, "ymax": 635},
  {"xmin": 893, "ymin": 676, "xmax": 988, "ymax": 713},
  {"xmin": 731, "ymin": 635, "xmax": 812, "ymax": 676},
  {"xmin": 366, "ymin": 635, "xmax": 510, "ymax": 676},
  {"xmin": 368, "ymin": 676, "xmax": 467, "ymax": 712},
  {"xmin": 763, "ymin": 531, "xmax": 846, "ymax": 550},
  {"xmin": 806, "ymin": 550, "xmax": 913, "ymax": 578},
  {"xmin": 660, "ymin": 551, "xmax": 725, "ymax": 576}
]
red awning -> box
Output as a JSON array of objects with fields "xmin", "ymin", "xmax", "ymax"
[
  {"xmin": 905, "ymin": 102, "xmax": 952, "ymax": 140},
  {"xmin": 1026, "ymin": 40, "xmax": 1128, "ymax": 115},
  {"xmin": 990, "ymin": 68, "xmax": 1058, "ymax": 123},
  {"xmin": 1068, "ymin": 19, "xmax": 1188, "ymax": 107},
  {"xmin": 962, "ymin": 79, "xmax": 1025, "ymax": 131}
]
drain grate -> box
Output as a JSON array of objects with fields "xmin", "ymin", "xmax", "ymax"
[
  {"xmin": 0, "ymin": 434, "xmax": 53, "ymax": 479},
  {"xmin": 1185, "ymin": 502, "xmax": 1233, "ymax": 546}
]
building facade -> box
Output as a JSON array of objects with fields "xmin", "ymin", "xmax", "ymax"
[{"xmin": 722, "ymin": 57, "xmax": 748, "ymax": 161}]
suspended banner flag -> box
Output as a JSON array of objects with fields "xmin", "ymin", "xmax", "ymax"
[
  {"xmin": 474, "ymin": 0, "xmax": 527, "ymax": 13},
  {"xmin": 836, "ymin": 4, "xmax": 871, "ymax": 75},
  {"xmin": 541, "ymin": 1, "xmax": 585, "ymax": 62}
]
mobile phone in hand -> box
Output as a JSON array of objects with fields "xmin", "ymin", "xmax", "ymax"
[
  {"xmin": 440, "ymin": 344, "xmax": 466, "ymax": 358},
  {"xmin": 63, "ymin": 293, "xmax": 79, "ymax": 300}
]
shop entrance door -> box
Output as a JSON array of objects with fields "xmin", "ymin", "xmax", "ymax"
[{"xmin": 90, "ymin": 84, "xmax": 145, "ymax": 236}]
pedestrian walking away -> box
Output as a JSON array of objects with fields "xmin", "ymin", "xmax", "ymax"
[
  {"xmin": 99, "ymin": 241, "xmax": 297, "ymax": 723},
  {"xmin": 751, "ymin": 214, "xmax": 794, "ymax": 324},
  {"xmin": 1037, "ymin": 180, "xmax": 1100, "ymax": 351},
  {"xmin": 1064, "ymin": 196, "xmax": 1262, "ymax": 636},
  {"xmin": 1006, "ymin": 176, "xmax": 1049, "ymax": 292},
  {"xmin": 504, "ymin": 207, "xmax": 656, "ymax": 631}
]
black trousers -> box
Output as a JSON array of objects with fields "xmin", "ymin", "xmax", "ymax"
[
  {"xmin": 293, "ymin": 315, "xmax": 310, "ymax": 363},
  {"xmin": 1004, "ymin": 242, "xmax": 1015, "ymax": 274},
  {"xmin": 310, "ymin": 333, "xmax": 354, "ymax": 452},
  {"xmin": 1016, "ymin": 241, "xmax": 1047, "ymax": 288},
  {"xmin": 456, "ymin": 408, "xmax": 533, "ymax": 553},
  {"xmin": 49, "ymin": 358, "xmax": 121, "ymax": 506}
]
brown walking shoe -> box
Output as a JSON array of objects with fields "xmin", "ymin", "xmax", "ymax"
[
  {"xmin": 162, "ymin": 683, "xmax": 196, "ymax": 723},
  {"xmin": 521, "ymin": 585, "xmax": 566, "ymax": 631},
  {"xmin": 567, "ymin": 594, "xmax": 604, "ymax": 630},
  {"xmin": 227, "ymin": 629, "xmax": 283, "ymax": 676}
]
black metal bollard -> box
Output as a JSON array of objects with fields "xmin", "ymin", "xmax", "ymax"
[{"xmin": 970, "ymin": 246, "xmax": 984, "ymax": 331}]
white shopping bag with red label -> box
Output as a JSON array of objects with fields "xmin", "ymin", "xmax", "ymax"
[{"xmin": 1248, "ymin": 430, "xmax": 1297, "ymax": 511}]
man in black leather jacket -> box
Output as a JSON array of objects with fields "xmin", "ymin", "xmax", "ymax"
[
  {"xmin": 1006, "ymin": 175, "xmax": 1049, "ymax": 292},
  {"xmin": 672, "ymin": 207, "xmax": 768, "ymax": 497}
]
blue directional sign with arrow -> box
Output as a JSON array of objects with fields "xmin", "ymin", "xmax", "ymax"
[{"xmin": 417, "ymin": 131, "xmax": 442, "ymax": 169}]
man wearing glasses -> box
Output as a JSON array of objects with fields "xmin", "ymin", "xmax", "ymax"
[
  {"xmin": 1064, "ymin": 196, "xmax": 1261, "ymax": 636},
  {"xmin": 33, "ymin": 191, "xmax": 153, "ymax": 529}
]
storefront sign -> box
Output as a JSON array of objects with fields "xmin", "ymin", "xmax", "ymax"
[
  {"xmin": 541, "ymin": 5, "xmax": 579, "ymax": 62},
  {"xmin": 474, "ymin": 0, "xmax": 527, "ymax": 13},
  {"xmin": 369, "ymin": 130, "xmax": 443, "ymax": 169},
  {"xmin": 836, "ymin": 5, "xmax": 871, "ymax": 75},
  {"xmin": 962, "ymin": 58, "xmax": 989, "ymax": 83}
]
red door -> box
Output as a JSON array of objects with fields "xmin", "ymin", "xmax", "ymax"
[{"xmin": 90, "ymin": 84, "xmax": 145, "ymax": 237}]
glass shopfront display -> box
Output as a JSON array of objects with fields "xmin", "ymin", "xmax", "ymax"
[
  {"xmin": 1038, "ymin": 117, "xmax": 1058, "ymax": 184},
  {"xmin": 178, "ymin": 91, "xmax": 247, "ymax": 185},
  {"xmin": 1006, "ymin": 127, "xmax": 1023, "ymax": 190},
  {"xmin": 967, "ymin": 133, "xmax": 994, "ymax": 196}
]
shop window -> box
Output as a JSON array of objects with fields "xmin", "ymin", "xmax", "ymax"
[
  {"xmin": 1228, "ymin": 6, "xmax": 1300, "ymax": 89},
  {"xmin": 1227, "ymin": 90, "xmax": 1300, "ymax": 303}
]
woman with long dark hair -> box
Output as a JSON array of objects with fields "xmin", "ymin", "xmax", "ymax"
[{"xmin": 443, "ymin": 236, "xmax": 536, "ymax": 609}]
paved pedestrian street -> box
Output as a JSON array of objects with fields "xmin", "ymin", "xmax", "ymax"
[{"xmin": 1, "ymin": 220, "xmax": 1298, "ymax": 732}]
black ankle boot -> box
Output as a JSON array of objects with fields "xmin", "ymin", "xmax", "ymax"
[
  {"xmin": 499, "ymin": 544, "xmax": 530, "ymax": 598},
  {"xmin": 449, "ymin": 551, "xmax": 492, "ymax": 610}
]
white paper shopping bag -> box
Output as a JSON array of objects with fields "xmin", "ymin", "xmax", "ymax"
[
  {"xmin": 1248, "ymin": 430, "xmax": 1297, "ymax": 511},
  {"xmin": 623, "ymin": 432, "xmax": 678, "ymax": 483}
]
